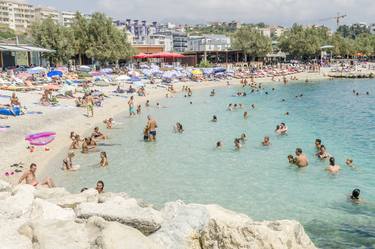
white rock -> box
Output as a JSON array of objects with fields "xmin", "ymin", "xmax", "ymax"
[
  {"xmin": 29, "ymin": 219, "xmax": 90, "ymax": 249},
  {"xmin": 149, "ymin": 200, "xmax": 209, "ymax": 249},
  {"xmin": 50, "ymin": 188, "xmax": 99, "ymax": 208},
  {"xmin": 0, "ymin": 184, "xmax": 34, "ymax": 219},
  {"xmin": 31, "ymin": 198, "xmax": 75, "ymax": 221},
  {"xmin": 150, "ymin": 201, "xmax": 317, "ymax": 249},
  {"xmin": 0, "ymin": 179, "xmax": 11, "ymax": 192},
  {"xmin": 34, "ymin": 187, "xmax": 70, "ymax": 200},
  {"xmin": 76, "ymin": 196, "xmax": 162, "ymax": 235},
  {"xmin": 0, "ymin": 218, "xmax": 32, "ymax": 249},
  {"xmin": 96, "ymin": 220, "xmax": 161, "ymax": 249}
]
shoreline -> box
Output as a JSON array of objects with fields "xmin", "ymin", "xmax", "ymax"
[{"xmin": 0, "ymin": 71, "xmax": 328, "ymax": 183}]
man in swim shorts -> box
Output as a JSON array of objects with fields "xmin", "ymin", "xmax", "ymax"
[
  {"xmin": 86, "ymin": 94, "xmax": 94, "ymax": 117},
  {"xmin": 18, "ymin": 163, "xmax": 55, "ymax": 188},
  {"xmin": 147, "ymin": 115, "xmax": 158, "ymax": 141}
]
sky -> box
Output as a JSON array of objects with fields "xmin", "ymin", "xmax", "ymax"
[{"xmin": 26, "ymin": 0, "xmax": 375, "ymax": 27}]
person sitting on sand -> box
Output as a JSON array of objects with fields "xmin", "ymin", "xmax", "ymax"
[
  {"xmin": 96, "ymin": 180, "xmax": 104, "ymax": 194},
  {"xmin": 18, "ymin": 163, "xmax": 55, "ymax": 188},
  {"xmin": 103, "ymin": 118, "xmax": 113, "ymax": 129},
  {"xmin": 262, "ymin": 136, "xmax": 270, "ymax": 146},
  {"xmin": 326, "ymin": 157, "xmax": 340, "ymax": 174},
  {"xmin": 100, "ymin": 152, "xmax": 108, "ymax": 167},
  {"xmin": 316, "ymin": 145, "xmax": 331, "ymax": 159},
  {"xmin": 234, "ymin": 138, "xmax": 241, "ymax": 150},
  {"xmin": 174, "ymin": 122, "xmax": 184, "ymax": 133},
  {"xmin": 10, "ymin": 93, "xmax": 21, "ymax": 106},
  {"xmin": 92, "ymin": 127, "xmax": 106, "ymax": 140},
  {"xmin": 294, "ymin": 148, "xmax": 308, "ymax": 167},
  {"xmin": 62, "ymin": 152, "xmax": 76, "ymax": 171}
]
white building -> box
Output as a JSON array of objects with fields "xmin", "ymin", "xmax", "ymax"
[
  {"xmin": 60, "ymin": 11, "xmax": 75, "ymax": 27},
  {"xmin": 188, "ymin": 34, "xmax": 231, "ymax": 52},
  {"xmin": 258, "ymin": 28, "xmax": 271, "ymax": 38},
  {"xmin": 34, "ymin": 6, "xmax": 60, "ymax": 23},
  {"xmin": 146, "ymin": 34, "xmax": 173, "ymax": 52},
  {"xmin": 0, "ymin": 0, "xmax": 34, "ymax": 33}
]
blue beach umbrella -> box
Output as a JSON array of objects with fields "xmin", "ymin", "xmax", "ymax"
[{"xmin": 47, "ymin": 70, "xmax": 63, "ymax": 78}]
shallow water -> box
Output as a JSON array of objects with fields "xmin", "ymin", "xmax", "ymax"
[{"xmin": 47, "ymin": 79, "xmax": 375, "ymax": 248}]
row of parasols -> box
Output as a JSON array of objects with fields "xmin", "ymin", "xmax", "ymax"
[{"xmin": 133, "ymin": 52, "xmax": 185, "ymax": 59}]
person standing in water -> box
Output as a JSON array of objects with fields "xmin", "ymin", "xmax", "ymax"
[
  {"xmin": 100, "ymin": 152, "xmax": 108, "ymax": 167},
  {"xmin": 128, "ymin": 96, "xmax": 136, "ymax": 117},
  {"xmin": 294, "ymin": 148, "xmax": 308, "ymax": 167},
  {"xmin": 147, "ymin": 115, "xmax": 158, "ymax": 141},
  {"xmin": 86, "ymin": 93, "xmax": 94, "ymax": 117},
  {"xmin": 326, "ymin": 157, "xmax": 340, "ymax": 174}
]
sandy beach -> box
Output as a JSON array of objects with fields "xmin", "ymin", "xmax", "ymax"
[{"xmin": 0, "ymin": 71, "xmax": 327, "ymax": 184}]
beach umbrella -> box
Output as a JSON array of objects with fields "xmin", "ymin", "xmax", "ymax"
[
  {"xmin": 133, "ymin": 53, "xmax": 150, "ymax": 59},
  {"xmin": 47, "ymin": 70, "xmax": 63, "ymax": 78},
  {"xmin": 78, "ymin": 65, "xmax": 91, "ymax": 72},
  {"xmin": 116, "ymin": 75, "xmax": 130, "ymax": 81},
  {"xmin": 129, "ymin": 76, "xmax": 141, "ymax": 82},
  {"xmin": 27, "ymin": 66, "xmax": 47, "ymax": 74},
  {"xmin": 192, "ymin": 69, "xmax": 203, "ymax": 75},
  {"xmin": 101, "ymin": 68, "xmax": 113, "ymax": 74}
]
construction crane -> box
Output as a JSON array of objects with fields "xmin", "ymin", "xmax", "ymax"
[{"xmin": 319, "ymin": 13, "xmax": 347, "ymax": 27}]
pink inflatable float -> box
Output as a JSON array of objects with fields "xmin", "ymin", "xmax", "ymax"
[{"xmin": 25, "ymin": 132, "xmax": 56, "ymax": 146}]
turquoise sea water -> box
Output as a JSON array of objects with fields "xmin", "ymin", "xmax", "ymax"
[{"xmin": 47, "ymin": 79, "xmax": 375, "ymax": 248}]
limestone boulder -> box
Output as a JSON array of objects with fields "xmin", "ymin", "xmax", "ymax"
[
  {"xmin": 0, "ymin": 218, "xmax": 32, "ymax": 249},
  {"xmin": 27, "ymin": 219, "xmax": 90, "ymax": 249},
  {"xmin": 149, "ymin": 200, "xmax": 209, "ymax": 249},
  {"xmin": 86, "ymin": 216, "xmax": 161, "ymax": 249},
  {"xmin": 0, "ymin": 184, "xmax": 34, "ymax": 219},
  {"xmin": 34, "ymin": 187, "xmax": 70, "ymax": 200},
  {"xmin": 30, "ymin": 198, "xmax": 75, "ymax": 221},
  {"xmin": 0, "ymin": 179, "xmax": 11, "ymax": 192},
  {"xmin": 50, "ymin": 188, "xmax": 99, "ymax": 208},
  {"xmin": 76, "ymin": 196, "xmax": 162, "ymax": 235}
]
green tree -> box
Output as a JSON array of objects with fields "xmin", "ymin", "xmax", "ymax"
[
  {"xmin": 0, "ymin": 25, "xmax": 16, "ymax": 40},
  {"xmin": 86, "ymin": 13, "xmax": 133, "ymax": 64},
  {"xmin": 31, "ymin": 18, "xmax": 75, "ymax": 65},
  {"xmin": 329, "ymin": 34, "xmax": 354, "ymax": 58},
  {"xmin": 71, "ymin": 12, "xmax": 89, "ymax": 65},
  {"xmin": 232, "ymin": 26, "xmax": 272, "ymax": 61},
  {"xmin": 278, "ymin": 24, "xmax": 329, "ymax": 60},
  {"xmin": 354, "ymin": 33, "xmax": 374, "ymax": 55}
]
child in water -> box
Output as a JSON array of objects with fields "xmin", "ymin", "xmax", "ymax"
[{"xmin": 100, "ymin": 152, "xmax": 108, "ymax": 167}]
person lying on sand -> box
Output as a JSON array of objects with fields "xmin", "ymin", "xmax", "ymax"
[{"xmin": 18, "ymin": 163, "xmax": 55, "ymax": 188}]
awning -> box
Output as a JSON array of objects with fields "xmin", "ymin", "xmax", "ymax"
[
  {"xmin": 0, "ymin": 45, "xmax": 29, "ymax": 52},
  {"xmin": 0, "ymin": 44, "xmax": 55, "ymax": 53},
  {"xmin": 20, "ymin": 46, "xmax": 55, "ymax": 53}
]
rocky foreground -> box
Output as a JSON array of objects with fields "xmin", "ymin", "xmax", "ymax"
[{"xmin": 0, "ymin": 180, "xmax": 317, "ymax": 249}]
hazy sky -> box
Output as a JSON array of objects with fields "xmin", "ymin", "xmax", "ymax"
[{"xmin": 26, "ymin": 0, "xmax": 375, "ymax": 27}]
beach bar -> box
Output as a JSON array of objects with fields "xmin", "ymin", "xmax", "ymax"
[{"xmin": 0, "ymin": 43, "xmax": 55, "ymax": 69}]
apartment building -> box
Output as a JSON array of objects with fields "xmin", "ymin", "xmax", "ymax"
[
  {"xmin": 34, "ymin": 6, "xmax": 60, "ymax": 23},
  {"xmin": 60, "ymin": 11, "xmax": 75, "ymax": 27},
  {"xmin": 0, "ymin": 0, "xmax": 34, "ymax": 33}
]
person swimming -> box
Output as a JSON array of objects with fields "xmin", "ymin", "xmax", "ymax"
[
  {"xmin": 326, "ymin": 157, "xmax": 340, "ymax": 174},
  {"xmin": 262, "ymin": 136, "xmax": 270, "ymax": 146},
  {"xmin": 349, "ymin": 188, "xmax": 361, "ymax": 204},
  {"xmin": 227, "ymin": 104, "xmax": 233, "ymax": 111},
  {"xmin": 239, "ymin": 133, "xmax": 247, "ymax": 143},
  {"xmin": 316, "ymin": 145, "xmax": 331, "ymax": 159},
  {"xmin": 243, "ymin": 111, "xmax": 249, "ymax": 119},
  {"xmin": 234, "ymin": 138, "xmax": 241, "ymax": 150},
  {"xmin": 287, "ymin": 155, "xmax": 296, "ymax": 164},
  {"xmin": 103, "ymin": 118, "xmax": 113, "ymax": 129},
  {"xmin": 315, "ymin": 139, "xmax": 322, "ymax": 151},
  {"xmin": 210, "ymin": 89, "xmax": 215, "ymax": 96},
  {"xmin": 211, "ymin": 115, "xmax": 217, "ymax": 122},
  {"xmin": 294, "ymin": 148, "xmax": 308, "ymax": 167},
  {"xmin": 275, "ymin": 123, "xmax": 288, "ymax": 134},
  {"xmin": 346, "ymin": 158, "xmax": 354, "ymax": 168},
  {"xmin": 96, "ymin": 180, "xmax": 104, "ymax": 194},
  {"xmin": 216, "ymin": 141, "xmax": 223, "ymax": 148},
  {"xmin": 174, "ymin": 122, "xmax": 184, "ymax": 133}
]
